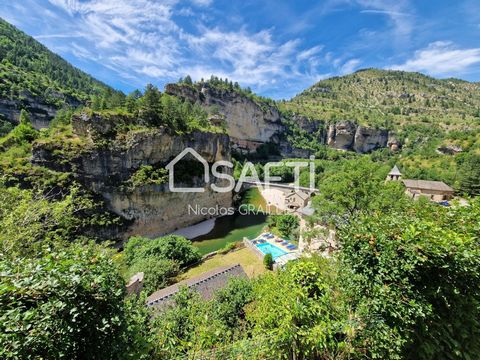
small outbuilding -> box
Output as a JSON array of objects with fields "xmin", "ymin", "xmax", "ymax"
[{"xmin": 386, "ymin": 165, "xmax": 402, "ymax": 181}]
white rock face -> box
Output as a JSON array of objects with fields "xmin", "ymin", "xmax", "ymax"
[
  {"xmin": 165, "ymin": 84, "xmax": 283, "ymax": 147},
  {"xmin": 105, "ymin": 187, "xmax": 232, "ymax": 238}
]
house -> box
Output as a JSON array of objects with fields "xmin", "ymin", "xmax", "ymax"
[
  {"xmin": 285, "ymin": 189, "xmax": 310, "ymax": 211},
  {"xmin": 402, "ymin": 179, "xmax": 454, "ymax": 201},
  {"xmin": 146, "ymin": 264, "xmax": 247, "ymax": 311}
]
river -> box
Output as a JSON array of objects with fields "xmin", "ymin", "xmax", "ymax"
[{"xmin": 177, "ymin": 188, "xmax": 270, "ymax": 255}]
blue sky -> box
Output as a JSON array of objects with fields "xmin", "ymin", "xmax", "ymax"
[{"xmin": 1, "ymin": 0, "xmax": 480, "ymax": 99}]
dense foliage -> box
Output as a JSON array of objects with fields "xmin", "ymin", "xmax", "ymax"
[
  {"xmin": 339, "ymin": 198, "xmax": 480, "ymax": 359},
  {"xmin": 312, "ymin": 158, "xmax": 409, "ymax": 225},
  {"xmin": 0, "ymin": 243, "xmax": 151, "ymax": 359},
  {"xmin": 123, "ymin": 235, "xmax": 201, "ymax": 294},
  {"xmin": 267, "ymin": 214, "xmax": 300, "ymax": 238}
]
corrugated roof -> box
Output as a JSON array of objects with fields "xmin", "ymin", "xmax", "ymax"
[
  {"xmin": 402, "ymin": 179, "xmax": 454, "ymax": 192},
  {"xmin": 388, "ymin": 165, "xmax": 402, "ymax": 176},
  {"xmin": 146, "ymin": 264, "xmax": 246, "ymax": 306}
]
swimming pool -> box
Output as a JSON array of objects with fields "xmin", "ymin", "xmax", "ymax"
[{"xmin": 256, "ymin": 242, "xmax": 288, "ymax": 260}]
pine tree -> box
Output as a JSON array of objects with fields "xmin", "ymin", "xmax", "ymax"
[
  {"xmin": 458, "ymin": 154, "xmax": 480, "ymax": 196},
  {"xmin": 184, "ymin": 75, "xmax": 193, "ymax": 85},
  {"xmin": 19, "ymin": 109, "xmax": 31, "ymax": 125},
  {"xmin": 140, "ymin": 84, "xmax": 162, "ymax": 126}
]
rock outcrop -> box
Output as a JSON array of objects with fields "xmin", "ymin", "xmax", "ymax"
[
  {"xmin": 165, "ymin": 83, "xmax": 284, "ymax": 152},
  {"xmin": 32, "ymin": 113, "xmax": 233, "ymax": 239},
  {"xmin": 0, "ymin": 91, "xmax": 81, "ymax": 129},
  {"xmin": 326, "ymin": 120, "xmax": 396, "ymax": 153},
  {"xmin": 437, "ymin": 144, "xmax": 462, "ymax": 155}
]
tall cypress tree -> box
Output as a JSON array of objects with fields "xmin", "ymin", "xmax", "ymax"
[{"xmin": 458, "ymin": 154, "xmax": 480, "ymax": 196}]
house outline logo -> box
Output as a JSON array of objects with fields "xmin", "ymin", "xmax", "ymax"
[{"xmin": 166, "ymin": 148, "xmax": 209, "ymax": 192}]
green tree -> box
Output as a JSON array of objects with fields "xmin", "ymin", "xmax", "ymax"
[
  {"xmin": 19, "ymin": 109, "xmax": 30, "ymax": 125},
  {"xmin": 125, "ymin": 89, "xmax": 142, "ymax": 113},
  {"xmin": 312, "ymin": 158, "xmax": 408, "ymax": 226},
  {"xmin": 263, "ymin": 253, "xmax": 273, "ymax": 270},
  {"xmin": 0, "ymin": 185, "xmax": 111, "ymax": 257},
  {"xmin": 0, "ymin": 243, "xmax": 153, "ymax": 359},
  {"xmin": 457, "ymin": 153, "xmax": 480, "ymax": 196},
  {"xmin": 124, "ymin": 235, "xmax": 201, "ymax": 268},
  {"xmin": 268, "ymin": 214, "xmax": 300, "ymax": 238},
  {"xmin": 127, "ymin": 257, "xmax": 180, "ymax": 295},
  {"xmin": 247, "ymin": 257, "xmax": 350, "ymax": 359},
  {"xmin": 140, "ymin": 83, "xmax": 162, "ymax": 126}
]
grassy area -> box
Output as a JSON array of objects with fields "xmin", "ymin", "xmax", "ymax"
[{"xmin": 178, "ymin": 247, "xmax": 266, "ymax": 280}]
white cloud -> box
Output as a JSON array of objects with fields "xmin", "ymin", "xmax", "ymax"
[
  {"xmin": 357, "ymin": 0, "xmax": 413, "ymax": 40},
  {"xmin": 390, "ymin": 41, "xmax": 480, "ymax": 75},
  {"xmin": 190, "ymin": 0, "xmax": 213, "ymax": 6},
  {"xmin": 340, "ymin": 59, "xmax": 361, "ymax": 74}
]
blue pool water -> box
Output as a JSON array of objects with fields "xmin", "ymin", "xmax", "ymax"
[{"xmin": 256, "ymin": 242, "xmax": 288, "ymax": 260}]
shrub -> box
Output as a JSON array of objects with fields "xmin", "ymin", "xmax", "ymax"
[
  {"xmin": 263, "ymin": 253, "xmax": 274, "ymax": 270},
  {"xmin": 218, "ymin": 241, "xmax": 237, "ymax": 254},
  {"xmin": 124, "ymin": 235, "xmax": 201, "ymax": 268},
  {"xmin": 127, "ymin": 257, "xmax": 180, "ymax": 295}
]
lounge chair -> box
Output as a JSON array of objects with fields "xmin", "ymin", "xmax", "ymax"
[
  {"xmin": 275, "ymin": 238, "xmax": 282, "ymax": 243},
  {"xmin": 287, "ymin": 244, "xmax": 297, "ymax": 250},
  {"xmin": 281, "ymin": 241, "xmax": 289, "ymax": 245}
]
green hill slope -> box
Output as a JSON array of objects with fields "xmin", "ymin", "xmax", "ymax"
[
  {"xmin": 0, "ymin": 18, "xmax": 122, "ymax": 131},
  {"xmin": 281, "ymin": 68, "xmax": 480, "ymax": 131}
]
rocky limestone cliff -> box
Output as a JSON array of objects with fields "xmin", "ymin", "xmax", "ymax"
[
  {"xmin": 32, "ymin": 112, "xmax": 233, "ymax": 239},
  {"xmin": 326, "ymin": 120, "xmax": 399, "ymax": 152},
  {"xmin": 0, "ymin": 91, "xmax": 82, "ymax": 129},
  {"xmin": 165, "ymin": 84, "xmax": 398, "ymax": 154},
  {"xmin": 165, "ymin": 83, "xmax": 284, "ymax": 152}
]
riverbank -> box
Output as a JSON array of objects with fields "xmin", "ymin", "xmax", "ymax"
[{"xmin": 171, "ymin": 218, "xmax": 216, "ymax": 239}]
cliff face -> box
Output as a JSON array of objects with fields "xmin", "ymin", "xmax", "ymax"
[
  {"xmin": 32, "ymin": 113, "xmax": 233, "ymax": 239},
  {"xmin": 165, "ymin": 83, "xmax": 284, "ymax": 152},
  {"xmin": 165, "ymin": 83, "xmax": 398, "ymax": 154},
  {"xmin": 326, "ymin": 120, "xmax": 399, "ymax": 152},
  {"xmin": 0, "ymin": 91, "xmax": 82, "ymax": 129}
]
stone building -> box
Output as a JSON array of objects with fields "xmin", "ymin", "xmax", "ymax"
[
  {"xmin": 285, "ymin": 189, "xmax": 310, "ymax": 211},
  {"xmin": 146, "ymin": 264, "xmax": 247, "ymax": 311},
  {"xmin": 386, "ymin": 165, "xmax": 454, "ymax": 201},
  {"xmin": 402, "ymin": 179, "xmax": 455, "ymax": 201}
]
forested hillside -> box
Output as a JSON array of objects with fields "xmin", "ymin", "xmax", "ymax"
[
  {"xmin": 0, "ymin": 18, "xmax": 122, "ymax": 132},
  {"xmin": 282, "ymin": 68, "xmax": 480, "ymax": 130}
]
